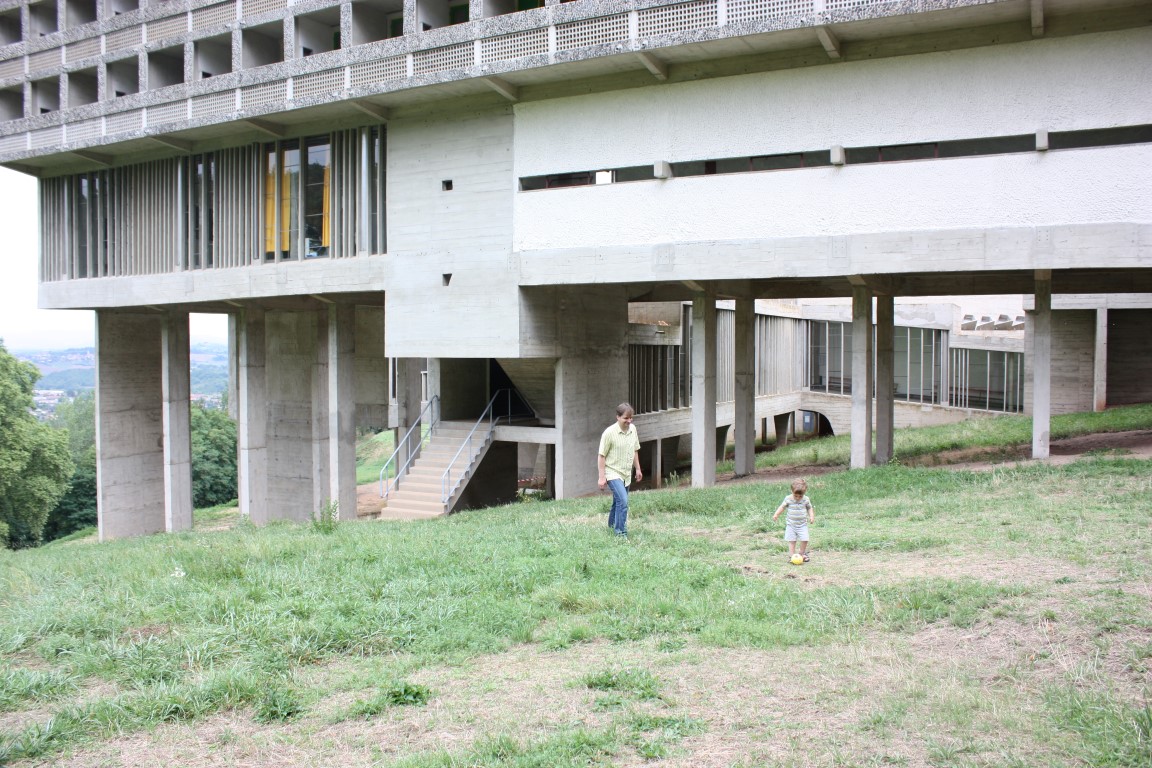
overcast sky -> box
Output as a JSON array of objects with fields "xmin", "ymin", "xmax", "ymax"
[{"xmin": 0, "ymin": 166, "xmax": 227, "ymax": 351}]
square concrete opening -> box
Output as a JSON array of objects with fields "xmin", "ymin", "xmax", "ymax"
[
  {"xmin": 0, "ymin": 8, "xmax": 20, "ymax": 45},
  {"xmin": 351, "ymin": 0, "xmax": 404, "ymax": 45},
  {"xmin": 483, "ymin": 0, "xmax": 543, "ymax": 18},
  {"xmin": 31, "ymin": 76, "xmax": 60, "ymax": 113},
  {"xmin": 106, "ymin": 0, "xmax": 139, "ymax": 16},
  {"xmin": 295, "ymin": 7, "xmax": 341, "ymax": 57},
  {"xmin": 148, "ymin": 46, "xmax": 185, "ymax": 88},
  {"xmin": 65, "ymin": 0, "xmax": 98, "ymax": 29},
  {"xmin": 107, "ymin": 57, "xmax": 139, "ymax": 98},
  {"xmin": 195, "ymin": 34, "xmax": 232, "ymax": 79},
  {"xmin": 417, "ymin": 0, "xmax": 469, "ymax": 30},
  {"xmin": 242, "ymin": 21, "xmax": 284, "ymax": 69},
  {"xmin": 67, "ymin": 67, "xmax": 99, "ymax": 107},
  {"xmin": 30, "ymin": 1, "xmax": 59, "ymax": 37},
  {"xmin": 0, "ymin": 86, "xmax": 23, "ymax": 120}
]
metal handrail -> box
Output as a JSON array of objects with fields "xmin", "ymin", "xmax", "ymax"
[
  {"xmin": 439, "ymin": 388, "xmax": 532, "ymax": 505},
  {"xmin": 378, "ymin": 395, "xmax": 440, "ymax": 498}
]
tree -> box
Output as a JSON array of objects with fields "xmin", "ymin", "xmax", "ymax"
[
  {"xmin": 0, "ymin": 340, "xmax": 73, "ymax": 548},
  {"xmin": 191, "ymin": 401, "xmax": 237, "ymax": 507},
  {"xmin": 44, "ymin": 392, "xmax": 97, "ymax": 541}
]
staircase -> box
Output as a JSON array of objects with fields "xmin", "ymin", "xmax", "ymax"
[{"xmin": 379, "ymin": 421, "xmax": 493, "ymax": 519}]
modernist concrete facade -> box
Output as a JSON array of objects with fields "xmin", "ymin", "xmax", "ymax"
[{"xmin": 3, "ymin": 0, "xmax": 1150, "ymax": 537}]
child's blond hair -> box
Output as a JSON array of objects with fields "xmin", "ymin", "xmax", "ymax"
[{"xmin": 790, "ymin": 478, "xmax": 808, "ymax": 494}]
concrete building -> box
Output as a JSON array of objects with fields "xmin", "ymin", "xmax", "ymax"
[{"xmin": 2, "ymin": 0, "xmax": 1149, "ymax": 537}]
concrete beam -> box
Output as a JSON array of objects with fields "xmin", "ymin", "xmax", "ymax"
[
  {"xmin": 816, "ymin": 26, "xmax": 841, "ymax": 59},
  {"xmin": 1031, "ymin": 0, "xmax": 1045, "ymax": 37},
  {"xmin": 482, "ymin": 76, "xmax": 519, "ymax": 102},
  {"xmin": 147, "ymin": 135, "xmax": 193, "ymax": 153},
  {"xmin": 351, "ymin": 100, "xmax": 390, "ymax": 121},
  {"xmin": 636, "ymin": 51, "xmax": 669, "ymax": 80},
  {"xmin": 243, "ymin": 118, "xmax": 286, "ymax": 138},
  {"xmin": 71, "ymin": 149, "xmax": 113, "ymax": 167}
]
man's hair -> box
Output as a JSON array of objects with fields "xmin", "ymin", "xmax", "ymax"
[
  {"xmin": 791, "ymin": 478, "xmax": 808, "ymax": 493},
  {"xmin": 616, "ymin": 402, "xmax": 635, "ymax": 417}
]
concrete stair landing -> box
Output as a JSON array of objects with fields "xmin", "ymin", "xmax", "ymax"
[{"xmin": 379, "ymin": 421, "xmax": 491, "ymax": 519}]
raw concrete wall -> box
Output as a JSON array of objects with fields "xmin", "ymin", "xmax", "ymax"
[
  {"xmin": 96, "ymin": 312, "xmax": 165, "ymax": 540},
  {"xmin": 551, "ymin": 286, "xmax": 630, "ymax": 499},
  {"xmin": 265, "ymin": 310, "xmax": 319, "ymax": 522},
  {"xmin": 1106, "ymin": 309, "xmax": 1152, "ymax": 406},
  {"xmin": 436, "ymin": 358, "xmax": 489, "ymax": 420},
  {"xmin": 384, "ymin": 106, "xmax": 522, "ymax": 358},
  {"xmin": 354, "ymin": 305, "xmax": 389, "ymax": 429},
  {"xmin": 1024, "ymin": 310, "xmax": 1095, "ymax": 416}
]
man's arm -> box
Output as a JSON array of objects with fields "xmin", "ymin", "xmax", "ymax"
[
  {"xmin": 597, "ymin": 454, "xmax": 607, "ymax": 490},
  {"xmin": 633, "ymin": 453, "xmax": 642, "ymax": 482}
]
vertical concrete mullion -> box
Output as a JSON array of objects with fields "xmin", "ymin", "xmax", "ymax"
[
  {"xmin": 1032, "ymin": 272, "xmax": 1052, "ymax": 459},
  {"xmin": 733, "ymin": 298, "xmax": 755, "ymax": 477},
  {"xmin": 238, "ymin": 307, "xmax": 268, "ymax": 523},
  {"xmin": 162, "ymin": 311, "xmax": 193, "ymax": 532},
  {"xmin": 850, "ymin": 285, "xmax": 873, "ymax": 469},
  {"xmin": 329, "ymin": 305, "xmax": 357, "ymax": 520},
  {"xmin": 691, "ymin": 291, "xmax": 717, "ymax": 488},
  {"xmin": 874, "ymin": 294, "xmax": 894, "ymax": 465}
]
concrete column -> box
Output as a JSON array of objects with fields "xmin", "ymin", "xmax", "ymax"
[
  {"xmin": 874, "ymin": 294, "xmax": 895, "ymax": 465},
  {"xmin": 328, "ymin": 305, "xmax": 358, "ymax": 520},
  {"xmin": 311, "ymin": 309, "xmax": 331, "ymax": 515},
  {"xmin": 394, "ymin": 357, "xmax": 424, "ymax": 469},
  {"xmin": 653, "ymin": 437, "xmax": 663, "ymax": 488},
  {"xmin": 266, "ymin": 312, "xmax": 318, "ymax": 523},
  {"xmin": 734, "ymin": 298, "xmax": 756, "ymax": 477},
  {"xmin": 850, "ymin": 285, "xmax": 873, "ymax": 469},
  {"xmin": 773, "ymin": 413, "xmax": 791, "ymax": 448},
  {"xmin": 1032, "ymin": 273, "xmax": 1052, "ymax": 459},
  {"xmin": 161, "ymin": 311, "xmax": 193, "ymax": 533},
  {"xmin": 237, "ymin": 307, "xmax": 268, "ymax": 524},
  {"xmin": 691, "ymin": 292, "xmax": 717, "ymax": 487},
  {"xmin": 1094, "ymin": 308, "xmax": 1108, "ymax": 412},
  {"xmin": 95, "ymin": 311, "xmax": 165, "ymax": 540},
  {"xmin": 553, "ymin": 287, "xmax": 629, "ymax": 499}
]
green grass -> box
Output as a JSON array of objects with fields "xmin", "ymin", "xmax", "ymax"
[
  {"xmin": 718, "ymin": 402, "xmax": 1152, "ymax": 471},
  {"xmin": 1, "ymin": 414, "xmax": 1151, "ymax": 765},
  {"xmin": 356, "ymin": 429, "xmax": 397, "ymax": 484}
]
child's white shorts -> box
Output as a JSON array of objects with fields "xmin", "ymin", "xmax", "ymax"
[{"xmin": 784, "ymin": 523, "xmax": 809, "ymax": 542}]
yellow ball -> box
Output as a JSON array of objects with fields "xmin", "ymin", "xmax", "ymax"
[{"xmin": 791, "ymin": 555, "xmax": 804, "ymax": 565}]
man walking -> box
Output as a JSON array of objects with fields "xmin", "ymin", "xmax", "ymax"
[{"xmin": 597, "ymin": 402, "xmax": 643, "ymax": 538}]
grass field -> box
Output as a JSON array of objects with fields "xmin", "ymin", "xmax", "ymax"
[{"xmin": 1, "ymin": 413, "xmax": 1150, "ymax": 767}]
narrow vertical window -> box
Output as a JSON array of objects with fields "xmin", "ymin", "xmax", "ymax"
[
  {"xmin": 280, "ymin": 140, "xmax": 300, "ymax": 260},
  {"xmin": 75, "ymin": 176, "xmax": 89, "ymax": 278},
  {"xmin": 303, "ymin": 136, "xmax": 330, "ymax": 258},
  {"xmin": 264, "ymin": 144, "xmax": 278, "ymax": 261}
]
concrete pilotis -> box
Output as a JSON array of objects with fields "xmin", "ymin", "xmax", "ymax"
[
  {"xmin": 774, "ymin": 413, "xmax": 791, "ymax": 448},
  {"xmin": 237, "ymin": 307, "xmax": 268, "ymax": 524},
  {"xmin": 95, "ymin": 311, "xmax": 166, "ymax": 540},
  {"xmin": 691, "ymin": 292, "xmax": 718, "ymax": 487},
  {"xmin": 734, "ymin": 298, "xmax": 756, "ymax": 477},
  {"xmin": 328, "ymin": 305, "xmax": 358, "ymax": 520},
  {"xmin": 393, "ymin": 357, "xmax": 424, "ymax": 471},
  {"xmin": 1032, "ymin": 273, "xmax": 1052, "ymax": 459},
  {"xmin": 1094, "ymin": 308, "xmax": 1108, "ymax": 412},
  {"xmin": 874, "ymin": 295, "xmax": 895, "ymax": 465},
  {"xmin": 850, "ymin": 286, "xmax": 874, "ymax": 469},
  {"xmin": 161, "ymin": 311, "xmax": 193, "ymax": 533},
  {"xmin": 311, "ymin": 309, "xmax": 331, "ymax": 515}
]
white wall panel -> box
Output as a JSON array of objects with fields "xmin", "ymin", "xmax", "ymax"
[
  {"xmin": 513, "ymin": 27, "xmax": 1152, "ymax": 176},
  {"xmin": 514, "ymin": 145, "xmax": 1152, "ymax": 251}
]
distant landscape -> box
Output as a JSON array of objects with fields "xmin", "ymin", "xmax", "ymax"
[{"xmin": 15, "ymin": 342, "xmax": 229, "ymax": 403}]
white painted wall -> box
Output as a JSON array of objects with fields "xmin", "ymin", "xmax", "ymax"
[
  {"xmin": 514, "ymin": 146, "xmax": 1152, "ymax": 250},
  {"xmin": 514, "ymin": 28, "xmax": 1152, "ymax": 175}
]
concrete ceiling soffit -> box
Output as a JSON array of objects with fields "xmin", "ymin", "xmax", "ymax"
[
  {"xmin": 482, "ymin": 76, "xmax": 520, "ymax": 102},
  {"xmin": 70, "ymin": 149, "xmax": 113, "ymax": 167},
  {"xmin": 815, "ymin": 26, "xmax": 841, "ymax": 59},
  {"xmin": 147, "ymin": 135, "xmax": 193, "ymax": 153},
  {"xmin": 351, "ymin": 100, "xmax": 390, "ymax": 121},
  {"xmin": 243, "ymin": 118, "xmax": 287, "ymax": 138},
  {"xmin": 1032, "ymin": 0, "xmax": 1045, "ymax": 37}
]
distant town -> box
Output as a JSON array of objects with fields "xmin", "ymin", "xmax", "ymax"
[{"xmin": 15, "ymin": 343, "xmax": 229, "ymax": 417}]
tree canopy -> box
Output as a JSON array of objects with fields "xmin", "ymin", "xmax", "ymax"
[{"xmin": 0, "ymin": 340, "xmax": 73, "ymax": 548}]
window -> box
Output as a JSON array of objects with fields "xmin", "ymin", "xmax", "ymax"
[
  {"xmin": 951, "ymin": 349, "xmax": 1024, "ymax": 412},
  {"xmin": 263, "ymin": 136, "xmax": 332, "ymax": 260},
  {"xmin": 893, "ymin": 326, "xmax": 943, "ymax": 404},
  {"xmin": 186, "ymin": 155, "xmax": 215, "ymax": 268},
  {"xmin": 807, "ymin": 321, "xmax": 852, "ymax": 394}
]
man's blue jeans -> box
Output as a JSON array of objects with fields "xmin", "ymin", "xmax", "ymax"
[{"xmin": 606, "ymin": 478, "xmax": 628, "ymax": 535}]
